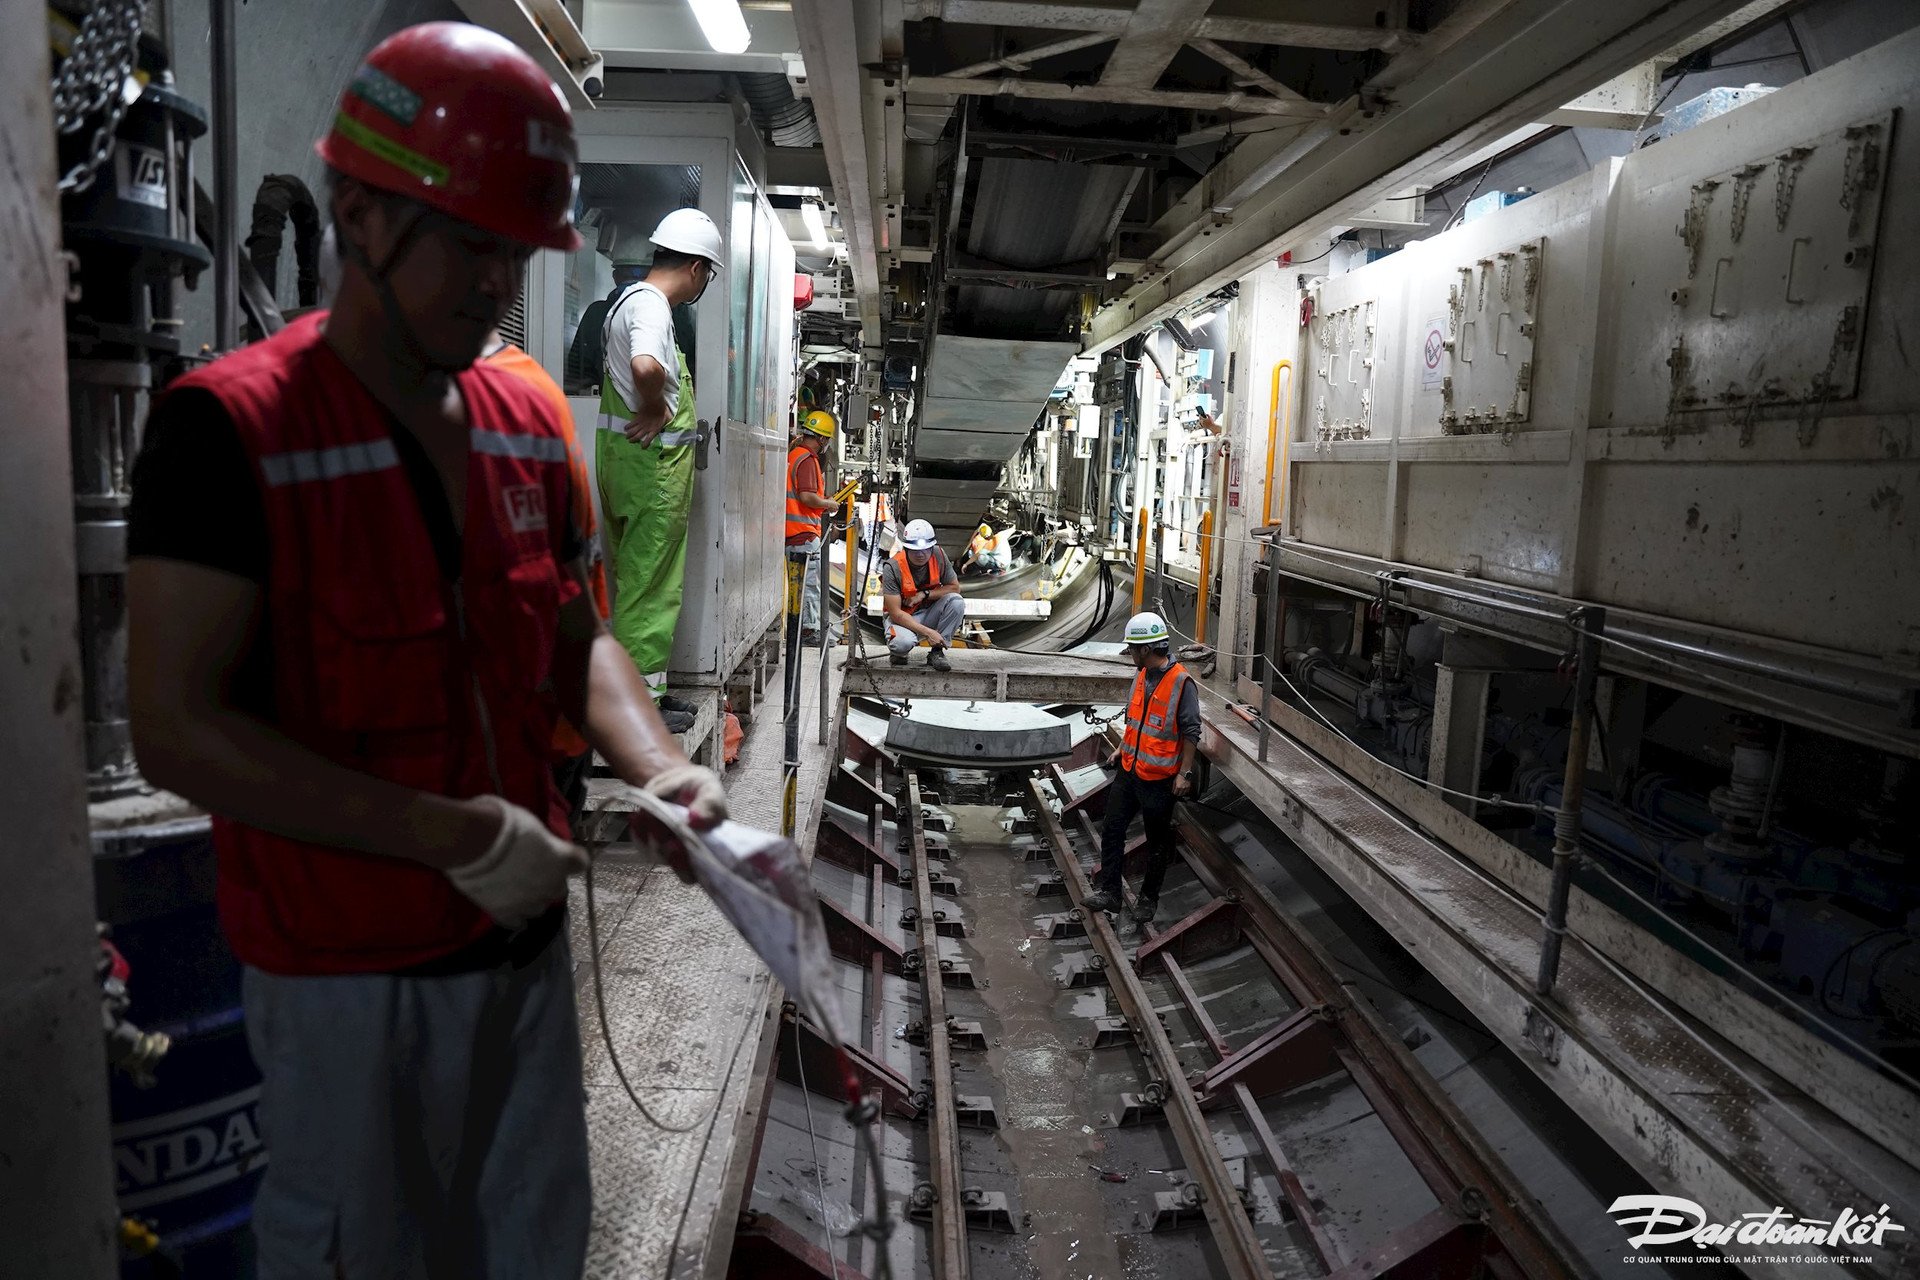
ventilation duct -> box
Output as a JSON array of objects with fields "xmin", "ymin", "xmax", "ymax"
[{"xmin": 738, "ymin": 72, "xmax": 821, "ymax": 148}]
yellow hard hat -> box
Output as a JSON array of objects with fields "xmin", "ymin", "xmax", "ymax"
[{"xmin": 801, "ymin": 408, "xmax": 837, "ymax": 440}]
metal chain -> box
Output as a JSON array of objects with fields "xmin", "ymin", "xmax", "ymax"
[
  {"xmin": 1680, "ymin": 181, "xmax": 1716, "ymax": 279},
  {"xmin": 1798, "ymin": 304, "xmax": 1859, "ymax": 448},
  {"xmin": 1728, "ymin": 164, "xmax": 1763, "ymax": 243},
  {"xmin": 1773, "ymin": 146, "xmax": 1811, "ymax": 231},
  {"xmin": 51, "ymin": 0, "xmax": 146, "ymax": 195},
  {"xmin": 1839, "ymin": 124, "xmax": 1881, "ymax": 239}
]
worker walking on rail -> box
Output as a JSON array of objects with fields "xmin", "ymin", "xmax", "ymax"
[
  {"xmin": 125, "ymin": 25, "xmax": 726, "ymax": 1278},
  {"xmin": 597, "ymin": 205, "xmax": 727, "ymax": 733},
  {"xmin": 881, "ymin": 518, "xmax": 964, "ymax": 671},
  {"xmin": 1084, "ymin": 611, "xmax": 1200, "ymax": 923},
  {"xmin": 786, "ymin": 408, "xmax": 840, "ymax": 646}
]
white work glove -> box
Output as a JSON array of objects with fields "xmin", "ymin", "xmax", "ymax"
[
  {"xmin": 645, "ymin": 763, "xmax": 728, "ymax": 830},
  {"xmin": 445, "ymin": 796, "xmax": 588, "ymax": 929}
]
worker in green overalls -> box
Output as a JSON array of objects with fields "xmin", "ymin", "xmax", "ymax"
[{"xmin": 596, "ymin": 207, "xmax": 724, "ymax": 733}]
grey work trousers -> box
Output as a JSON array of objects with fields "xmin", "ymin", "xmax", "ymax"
[
  {"xmin": 243, "ymin": 931, "xmax": 590, "ymax": 1280},
  {"xmin": 887, "ymin": 592, "xmax": 966, "ymax": 655}
]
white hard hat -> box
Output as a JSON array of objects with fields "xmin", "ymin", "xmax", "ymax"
[
  {"xmin": 902, "ymin": 519, "xmax": 938, "ymax": 550},
  {"xmin": 1123, "ymin": 611, "xmax": 1171, "ymax": 645},
  {"xmin": 650, "ymin": 207, "xmax": 724, "ymax": 268}
]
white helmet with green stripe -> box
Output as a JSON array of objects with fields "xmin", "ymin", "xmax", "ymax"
[{"xmin": 1123, "ymin": 611, "xmax": 1171, "ymax": 646}]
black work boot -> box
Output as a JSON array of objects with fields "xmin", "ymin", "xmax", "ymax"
[
  {"xmin": 1082, "ymin": 889, "xmax": 1119, "ymax": 913},
  {"xmin": 927, "ymin": 647, "xmax": 952, "ymax": 672},
  {"xmin": 889, "ymin": 651, "xmax": 910, "ymax": 667},
  {"xmin": 1131, "ymin": 896, "xmax": 1159, "ymax": 924}
]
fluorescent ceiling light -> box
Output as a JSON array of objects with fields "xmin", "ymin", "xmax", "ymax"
[
  {"xmin": 685, "ymin": 0, "xmax": 751, "ymax": 54},
  {"xmin": 800, "ymin": 200, "xmax": 829, "ymax": 250}
]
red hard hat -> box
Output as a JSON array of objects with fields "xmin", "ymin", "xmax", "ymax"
[{"xmin": 316, "ymin": 22, "xmax": 582, "ymax": 251}]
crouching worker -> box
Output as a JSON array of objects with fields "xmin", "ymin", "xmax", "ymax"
[
  {"xmin": 125, "ymin": 25, "xmax": 725, "ymax": 1279},
  {"xmin": 881, "ymin": 519, "xmax": 964, "ymax": 671}
]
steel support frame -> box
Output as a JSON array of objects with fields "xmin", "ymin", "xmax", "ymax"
[
  {"xmin": 1229, "ymin": 628, "xmax": 1920, "ymax": 1172},
  {"xmin": 1027, "ymin": 779, "xmax": 1272, "ymax": 1280},
  {"xmin": 904, "ymin": 772, "xmax": 969, "ymax": 1278},
  {"xmin": 732, "ymin": 1208, "xmax": 879, "ymax": 1280},
  {"xmin": 1168, "ymin": 811, "xmax": 1578, "ymax": 1279}
]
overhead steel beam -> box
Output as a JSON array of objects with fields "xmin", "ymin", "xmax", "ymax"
[
  {"xmin": 1190, "ymin": 37, "xmax": 1310, "ymax": 105},
  {"xmin": 1085, "ymin": 0, "xmax": 1760, "ymax": 352},
  {"xmin": 945, "ymin": 31, "xmax": 1115, "ymax": 79},
  {"xmin": 792, "ymin": 0, "xmax": 884, "ymax": 339},
  {"xmin": 1098, "ymin": 0, "xmax": 1214, "ymax": 90},
  {"xmin": 455, "ymin": 0, "xmax": 605, "ymax": 108},
  {"xmin": 906, "ymin": 0, "xmax": 1404, "ymax": 51},
  {"xmin": 907, "ymin": 72, "xmax": 1326, "ymax": 117},
  {"xmin": 840, "ymin": 650, "xmax": 1135, "ymax": 704}
]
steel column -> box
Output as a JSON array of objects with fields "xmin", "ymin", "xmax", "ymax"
[{"xmin": 1536, "ymin": 607, "xmax": 1603, "ymax": 997}]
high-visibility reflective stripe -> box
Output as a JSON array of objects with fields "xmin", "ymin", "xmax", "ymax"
[
  {"xmin": 259, "ymin": 439, "xmax": 401, "ymax": 487},
  {"xmin": 469, "ymin": 428, "xmax": 568, "ymax": 462},
  {"xmin": 594, "ymin": 412, "xmax": 697, "ymax": 446}
]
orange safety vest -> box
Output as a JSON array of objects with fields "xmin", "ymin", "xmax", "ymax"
[
  {"xmin": 786, "ymin": 443, "xmax": 824, "ymax": 542},
  {"xmin": 1121, "ymin": 662, "xmax": 1191, "ymax": 782},
  {"xmin": 891, "ymin": 548, "xmax": 941, "ymax": 613}
]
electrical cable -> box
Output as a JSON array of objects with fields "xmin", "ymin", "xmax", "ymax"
[
  {"xmin": 1190, "ymin": 662, "xmax": 1547, "ymax": 814},
  {"xmin": 792, "ymin": 1027, "xmax": 842, "ymax": 1280},
  {"xmin": 1440, "ymin": 159, "xmax": 1496, "ymax": 232},
  {"xmin": 582, "ymin": 858, "xmax": 723, "ymax": 1133},
  {"xmin": 1565, "ymin": 616, "xmax": 1887, "ymax": 747}
]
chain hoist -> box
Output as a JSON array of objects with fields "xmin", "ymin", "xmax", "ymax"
[{"xmin": 50, "ymin": 0, "xmax": 147, "ymax": 195}]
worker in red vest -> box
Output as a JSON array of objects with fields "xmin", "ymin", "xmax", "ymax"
[
  {"xmin": 881, "ymin": 518, "xmax": 964, "ymax": 671},
  {"xmin": 124, "ymin": 25, "xmax": 723, "ymax": 1277},
  {"xmin": 786, "ymin": 408, "xmax": 839, "ymax": 645},
  {"xmin": 1083, "ymin": 611, "xmax": 1199, "ymax": 923}
]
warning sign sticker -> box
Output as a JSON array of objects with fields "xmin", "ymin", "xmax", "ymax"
[{"xmin": 1420, "ymin": 315, "xmax": 1447, "ymax": 390}]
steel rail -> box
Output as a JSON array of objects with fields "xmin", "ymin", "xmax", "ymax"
[
  {"xmin": 1025, "ymin": 778, "xmax": 1273, "ymax": 1280},
  {"xmin": 904, "ymin": 772, "xmax": 968, "ymax": 1279},
  {"xmin": 1171, "ymin": 811, "xmax": 1582, "ymax": 1280}
]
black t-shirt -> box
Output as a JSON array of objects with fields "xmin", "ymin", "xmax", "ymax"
[{"xmin": 126, "ymin": 386, "xmax": 579, "ymax": 973}]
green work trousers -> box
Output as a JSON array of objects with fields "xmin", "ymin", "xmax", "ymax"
[{"xmin": 596, "ymin": 430, "xmax": 694, "ymax": 695}]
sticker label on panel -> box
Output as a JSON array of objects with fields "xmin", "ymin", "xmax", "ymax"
[
  {"xmin": 1420, "ymin": 315, "xmax": 1447, "ymax": 389},
  {"xmin": 115, "ymin": 142, "xmax": 167, "ymax": 210}
]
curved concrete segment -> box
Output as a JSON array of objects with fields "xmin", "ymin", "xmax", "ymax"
[{"xmin": 884, "ymin": 714, "xmax": 1072, "ymax": 767}]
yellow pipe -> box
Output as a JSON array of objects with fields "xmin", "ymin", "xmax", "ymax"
[
  {"xmin": 1263, "ymin": 359, "xmax": 1294, "ymax": 530},
  {"xmin": 1195, "ymin": 508, "xmax": 1215, "ymax": 646},
  {"xmin": 1132, "ymin": 506, "xmax": 1149, "ymax": 612}
]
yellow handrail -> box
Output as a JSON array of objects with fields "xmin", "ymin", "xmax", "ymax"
[
  {"xmin": 1263, "ymin": 359, "xmax": 1293, "ymax": 530},
  {"xmin": 1195, "ymin": 508, "xmax": 1215, "ymax": 645},
  {"xmin": 1132, "ymin": 506, "xmax": 1149, "ymax": 612}
]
